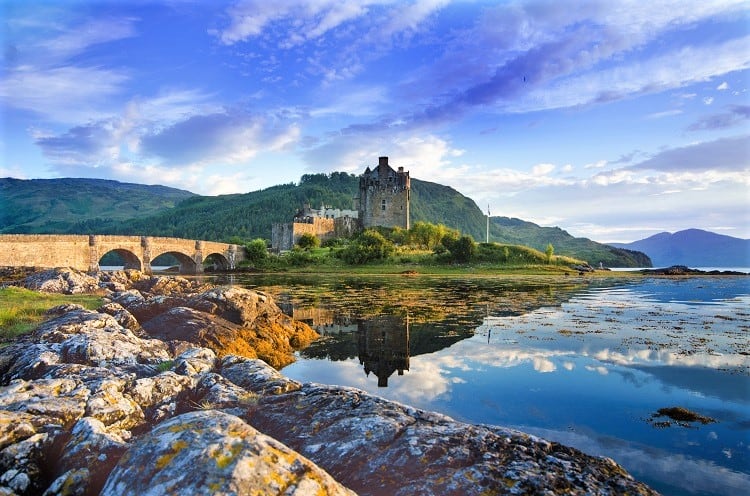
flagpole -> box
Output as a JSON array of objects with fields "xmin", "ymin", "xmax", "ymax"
[{"xmin": 486, "ymin": 204, "xmax": 490, "ymax": 243}]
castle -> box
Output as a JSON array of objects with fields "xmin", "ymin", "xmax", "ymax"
[{"xmin": 271, "ymin": 156, "xmax": 410, "ymax": 251}]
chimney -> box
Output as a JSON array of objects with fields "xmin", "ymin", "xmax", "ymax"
[
  {"xmin": 398, "ymin": 166, "xmax": 404, "ymax": 173},
  {"xmin": 378, "ymin": 156, "xmax": 388, "ymax": 167}
]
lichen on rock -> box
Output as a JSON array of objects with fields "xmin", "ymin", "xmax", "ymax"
[{"xmin": 100, "ymin": 410, "xmax": 356, "ymax": 496}]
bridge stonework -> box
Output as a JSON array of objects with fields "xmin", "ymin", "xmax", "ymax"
[{"xmin": 0, "ymin": 235, "xmax": 244, "ymax": 275}]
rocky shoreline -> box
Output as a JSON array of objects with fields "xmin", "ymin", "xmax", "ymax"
[{"xmin": 1, "ymin": 268, "xmax": 658, "ymax": 495}]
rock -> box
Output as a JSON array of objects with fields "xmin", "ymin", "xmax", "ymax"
[
  {"xmin": 44, "ymin": 304, "xmax": 86, "ymax": 317},
  {"xmin": 22, "ymin": 268, "xmax": 100, "ymax": 295},
  {"xmin": 220, "ymin": 355, "xmax": 301, "ymax": 395},
  {"xmin": 243, "ymin": 362, "xmax": 658, "ymax": 496},
  {"xmin": 140, "ymin": 304, "xmax": 316, "ymax": 368},
  {"xmin": 84, "ymin": 378, "xmax": 144, "ymax": 431},
  {"xmin": 116, "ymin": 294, "xmax": 188, "ymax": 324},
  {"xmin": 129, "ymin": 372, "xmax": 193, "ymax": 423},
  {"xmin": 186, "ymin": 286, "xmax": 280, "ymax": 324},
  {"xmin": 97, "ymin": 302, "xmax": 141, "ymax": 333},
  {"xmin": 32, "ymin": 309, "xmax": 170, "ymax": 369},
  {"xmin": 0, "ymin": 411, "xmax": 40, "ymax": 450},
  {"xmin": 100, "ymin": 410, "xmax": 356, "ymax": 496},
  {"xmin": 0, "ymin": 342, "xmax": 61, "ymax": 383},
  {"xmin": 0, "ymin": 432, "xmax": 51, "ymax": 495},
  {"xmin": 172, "ymin": 347, "xmax": 216, "ymax": 377},
  {"xmin": 43, "ymin": 468, "xmax": 90, "ymax": 496},
  {"xmin": 0, "ymin": 378, "xmax": 89, "ymax": 429},
  {"xmin": 49, "ymin": 417, "xmax": 128, "ymax": 494},
  {"xmin": 109, "ymin": 289, "xmax": 144, "ymax": 308}
]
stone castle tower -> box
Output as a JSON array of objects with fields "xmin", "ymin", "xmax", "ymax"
[{"xmin": 358, "ymin": 156, "xmax": 410, "ymax": 230}]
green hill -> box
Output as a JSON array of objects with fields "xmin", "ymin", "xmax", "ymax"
[
  {"xmin": 0, "ymin": 178, "xmax": 195, "ymax": 233},
  {"xmin": 0, "ymin": 173, "xmax": 650, "ymax": 266}
]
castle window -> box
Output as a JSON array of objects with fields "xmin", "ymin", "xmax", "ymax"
[{"xmin": 381, "ymin": 199, "xmax": 386, "ymax": 211}]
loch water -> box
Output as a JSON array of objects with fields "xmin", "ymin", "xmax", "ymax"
[{"xmin": 226, "ymin": 273, "xmax": 750, "ymax": 496}]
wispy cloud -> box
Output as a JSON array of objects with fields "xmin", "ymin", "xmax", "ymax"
[
  {"xmin": 629, "ymin": 135, "xmax": 749, "ymax": 173},
  {"xmin": 1, "ymin": 16, "xmax": 137, "ymax": 123},
  {"xmin": 687, "ymin": 105, "xmax": 750, "ymax": 131},
  {"xmin": 140, "ymin": 108, "xmax": 300, "ymax": 166}
]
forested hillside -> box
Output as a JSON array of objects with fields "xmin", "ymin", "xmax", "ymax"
[
  {"xmin": 1, "ymin": 173, "xmax": 650, "ymax": 266},
  {"xmin": 0, "ymin": 178, "xmax": 195, "ymax": 233}
]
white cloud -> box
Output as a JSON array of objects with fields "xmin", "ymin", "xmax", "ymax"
[
  {"xmin": 214, "ymin": 0, "xmax": 445, "ymax": 47},
  {"xmin": 646, "ymin": 109, "xmax": 683, "ymax": 119},
  {"xmin": 0, "ymin": 65, "xmax": 128, "ymax": 123},
  {"xmin": 532, "ymin": 163, "xmax": 555, "ymax": 176},
  {"xmin": 716, "ymin": 81, "xmax": 729, "ymax": 90},
  {"xmin": 703, "ymin": 96, "xmax": 715, "ymax": 105}
]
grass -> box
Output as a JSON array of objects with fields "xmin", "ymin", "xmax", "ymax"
[
  {"xmin": 244, "ymin": 247, "xmax": 643, "ymax": 277},
  {"xmin": 0, "ymin": 286, "xmax": 103, "ymax": 344}
]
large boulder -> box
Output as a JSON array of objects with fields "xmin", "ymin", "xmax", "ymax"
[
  {"xmin": 22, "ymin": 268, "xmax": 100, "ymax": 294},
  {"xmin": 136, "ymin": 287, "xmax": 318, "ymax": 368},
  {"xmin": 100, "ymin": 410, "xmax": 355, "ymax": 496}
]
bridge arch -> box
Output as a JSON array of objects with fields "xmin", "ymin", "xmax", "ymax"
[
  {"xmin": 151, "ymin": 250, "xmax": 198, "ymax": 274},
  {"xmin": 0, "ymin": 235, "xmax": 245, "ymax": 275},
  {"xmin": 204, "ymin": 252, "xmax": 231, "ymax": 271},
  {"xmin": 99, "ymin": 248, "xmax": 143, "ymax": 271}
]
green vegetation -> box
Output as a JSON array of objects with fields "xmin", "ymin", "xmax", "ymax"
[
  {"xmin": 0, "ymin": 178, "xmax": 194, "ymax": 234},
  {"xmin": 296, "ymin": 233, "xmax": 320, "ymax": 250},
  {"xmin": 339, "ymin": 230, "xmax": 395, "ymax": 264},
  {"xmin": 0, "ymin": 287, "xmax": 103, "ymax": 343},
  {"xmin": 0, "ymin": 173, "xmax": 651, "ymax": 267},
  {"xmin": 236, "ymin": 222, "xmax": 590, "ymax": 275}
]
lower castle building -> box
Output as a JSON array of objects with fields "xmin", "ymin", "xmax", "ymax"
[{"xmin": 271, "ymin": 156, "xmax": 410, "ymax": 252}]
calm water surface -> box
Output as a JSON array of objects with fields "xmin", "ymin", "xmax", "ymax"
[{"xmin": 228, "ymin": 274, "xmax": 749, "ymax": 496}]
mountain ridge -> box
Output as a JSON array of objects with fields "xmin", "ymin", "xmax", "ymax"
[
  {"xmin": 2, "ymin": 175, "xmax": 650, "ymax": 267},
  {"xmin": 610, "ymin": 229, "xmax": 749, "ymax": 267}
]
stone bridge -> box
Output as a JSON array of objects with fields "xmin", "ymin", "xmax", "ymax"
[{"xmin": 0, "ymin": 235, "xmax": 245, "ymax": 275}]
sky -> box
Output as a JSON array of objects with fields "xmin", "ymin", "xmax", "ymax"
[{"xmin": 1, "ymin": 0, "xmax": 748, "ymax": 243}]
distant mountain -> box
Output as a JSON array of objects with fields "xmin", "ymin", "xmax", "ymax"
[
  {"xmin": 0, "ymin": 178, "xmax": 195, "ymax": 233},
  {"xmin": 610, "ymin": 229, "xmax": 750, "ymax": 267},
  {"xmin": 0, "ymin": 174, "xmax": 650, "ymax": 267}
]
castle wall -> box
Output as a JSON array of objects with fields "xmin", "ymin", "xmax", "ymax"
[{"xmin": 272, "ymin": 217, "xmax": 355, "ymax": 252}]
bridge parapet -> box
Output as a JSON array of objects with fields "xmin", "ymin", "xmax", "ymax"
[{"xmin": 0, "ymin": 234, "xmax": 245, "ymax": 275}]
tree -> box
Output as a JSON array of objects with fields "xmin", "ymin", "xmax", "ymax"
[
  {"xmin": 297, "ymin": 233, "xmax": 320, "ymax": 250},
  {"xmin": 409, "ymin": 221, "xmax": 456, "ymax": 249},
  {"xmin": 545, "ymin": 243, "xmax": 554, "ymax": 264},
  {"xmin": 441, "ymin": 234, "xmax": 476, "ymax": 262},
  {"xmin": 245, "ymin": 238, "xmax": 268, "ymax": 266},
  {"xmin": 341, "ymin": 229, "xmax": 395, "ymax": 264}
]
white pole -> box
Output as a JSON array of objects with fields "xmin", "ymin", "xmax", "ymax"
[{"xmin": 486, "ymin": 204, "xmax": 490, "ymax": 243}]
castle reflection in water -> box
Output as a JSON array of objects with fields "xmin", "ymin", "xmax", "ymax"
[{"xmin": 292, "ymin": 308, "xmax": 409, "ymax": 387}]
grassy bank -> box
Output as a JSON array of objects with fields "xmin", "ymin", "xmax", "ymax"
[
  {"xmin": 238, "ymin": 244, "xmax": 642, "ymax": 276},
  {"xmin": 0, "ymin": 287, "xmax": 103, "ymax": 344}
]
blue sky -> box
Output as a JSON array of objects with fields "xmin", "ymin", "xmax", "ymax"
[{"xmin": 1, "ymin": 0, "xmax": 748, "ymax": 243}]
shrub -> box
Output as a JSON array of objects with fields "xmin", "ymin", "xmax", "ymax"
[
  {"xmin": 297, "ymin": 233, "xmax": 320, "ymax": 250},
  {"xmin": 245, "ymin": 238, "xmax": 268, "ymax": 266},
  {"xmin": 441, "ymin": 234, "xmax": 476, "ymax": 262},
  {"xmin": 341, "ymin": 229, "xmax": 395, "ymax": 264}
]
